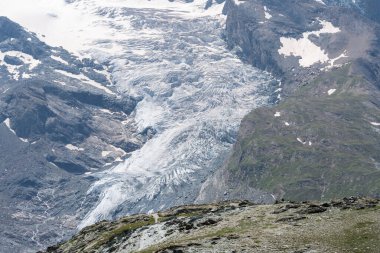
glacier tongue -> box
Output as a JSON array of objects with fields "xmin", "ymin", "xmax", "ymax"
[
  {"xmin": 1, "ymin": 0, "xmax": 274, "ymax": 229},
  {"xmin": 76, "ymin": 0, "xmax": 274, "ymax": 229}
]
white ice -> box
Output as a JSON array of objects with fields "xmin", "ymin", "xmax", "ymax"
[{"xmin": 0, "ymin": 0, "xmax": 225, "ymax": 54}]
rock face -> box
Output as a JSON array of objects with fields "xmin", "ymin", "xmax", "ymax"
[
  {"xmin": 0, "ymin": 17, "xmax": 148, "ymax": 252},
  {"xmin": 223, "ymin": 0, "xmax": 380, "ymax": 93},
  {"xmin": 198, "ymin": 0, "xmax": 380, "ymax": 203},
  {"xmin": 41, "ymin": 197, "xmax": 380, "ymax": 253}
]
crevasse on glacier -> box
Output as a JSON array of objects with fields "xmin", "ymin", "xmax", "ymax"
[
  {"xmin": 0, "ymin": 0, "xmax": 274, "ymax": 229},
  {"xmin": 71, "ymin": 0, "xmax": 274, "ymax": 229}
]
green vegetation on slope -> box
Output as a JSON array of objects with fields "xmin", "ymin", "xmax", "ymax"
[{"xmin": 226, "ymin": 65, "xmax": 380, "ymax": 201}]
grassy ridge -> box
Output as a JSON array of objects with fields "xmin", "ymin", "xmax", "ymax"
[{"xmin": 226, "ymin": 65, "xmax": 380, "ymax": 201}]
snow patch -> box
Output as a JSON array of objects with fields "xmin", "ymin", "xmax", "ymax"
[
  {"xmin": 4, "ymin": 118, "xmax": 16, "ymax": 135},
  {"xmin": 370, "ymin": 122, "xmax": 380, "ymax": 126},
  {"xmin": 2, "ymin": 118, "xmax": 28, "ymax": 142},
  {"xmin": 327, "ymin": 51, "xmax": 348, "ymax": 68},
  {"xmin": 264, "ymin": 6, "xmax": 272, "ymax": 20},
  {"xmin": 3, "ymin": 51, "xmax": 41, "ymax": 69},
  {"xmin": 19, "ymin": 137, "xmax": 29, "ymax": 143},
  {"xmin": 328, "ymin": 89, "xmax": 336, "ymax": 95},
  {"xmin": 65, "ymin": 144, "xmax": 84, "ymax": 151},
  {"xmin": 278, "ymin": 19, "xmax": 341, "ymax": 67},
  {"xmin": 297, "ymin": 137, "xmax": 307, "ymax": 145},
  {"xmin": 99, "ymin": 109, "xmax": 113, "ymax": 114},
  {"xmin": 21, "ymin": 73, "xmax": 35, "ymax": 79},
  {"xmin": 232, "ymin": 0, "xmax": 244, "ymax": 6},
  {"xmin": 0, "ymin": 50, "xmax": 41, "ymax": 80},
  {"xmin": 315, "ymin": 0, "xmax": 326, "ymax": 5},
  {"xmin": 109, "ymin": 145, "xmax": 127, "ymax": 157},
  {"xmin": 54, "ymin": 69, "xmax": 115, "ymax": 95},
  {"xmin": 51, "ymin": 55, "xmax": 69, "ymax": 65},
  {"xmin": 101, "ymin": 151, "xmax": 112, "ymax": 157},
  {"xmin": 54, "ymin": 80, "xmax": 67, "ymax": 86},
  {"xmin": 297, "ymin": 138, "xmax": 313, "ymax": 146}
]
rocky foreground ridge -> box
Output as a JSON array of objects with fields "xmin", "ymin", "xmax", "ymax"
[{"xmin": 41, "ymin": 196, "xmax": 379, "ymax": 253}]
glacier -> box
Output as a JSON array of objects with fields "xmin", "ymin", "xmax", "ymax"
[{"xmin": 0, "ymin": 0, "xmax": 275, "ymax": 229}]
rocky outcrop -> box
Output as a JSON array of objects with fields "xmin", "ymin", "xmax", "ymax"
[
  {"xmin": 223, "ymin": 0, "xmax": 380, "ymax": 94},
  {"xmin": 198, "ymin": 0, "xmax": 380, "ymax": 203},
  {"xmin": 2, "ymin": 79, "xmax": 144, "ymax": 173},
  {"xmin": 41, "ymin": 197, "xmax": 380, "ymax": 253}
]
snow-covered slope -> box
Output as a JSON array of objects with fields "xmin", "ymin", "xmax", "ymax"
[
  {"xmin": 0, "ymin": 0, "xmax": 225, "ymax": 54},
  {"xmin": 1, "ymin": 0, "xmax": 275, "ymax": 231}
]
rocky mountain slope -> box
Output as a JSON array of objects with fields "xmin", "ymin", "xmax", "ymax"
[
  {"xmin": 41, "ymin": 196, "xmax": 380, "ymax": 253},
  {"xmin": 0, "ymin": 16, "xmax": 147, "ymax": 252},
  {"xmin": 198, "ymin": 0, "xmax": 380, "ymax": 203}
]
